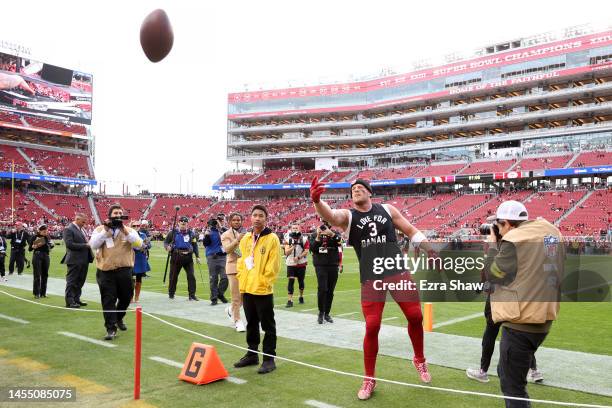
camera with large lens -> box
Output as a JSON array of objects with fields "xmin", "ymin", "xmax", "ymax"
[
  {"xmin": 319, "ymin": 224, "xmax": 327, "ymax": 231},
  {"xmin": 104, "ymin": 215, "xmax": 128, "ymax": 228},
  {"xmin": 479, "ymin": 223, "xmax": 502, "ymax": 241}
]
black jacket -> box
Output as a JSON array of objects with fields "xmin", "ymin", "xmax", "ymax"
[
  {"xmin": 7, "ymin": 230, "xmax": 29, "ymax": 251},
  {"xmin": 309, "ymin": 230, "xmax": 342, "ymax": 267},
  {"xmin": 62, "ymin": 223, "xmax": 93, "ymax": 265}
]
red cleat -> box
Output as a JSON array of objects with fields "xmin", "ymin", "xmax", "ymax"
[
  {"xmin": 413, "ymin": 358, "xmax": 432, "ymax": 383},
  {"xmin": 357, "ymin": 379, "xmax": 377, "ymax": 400}
]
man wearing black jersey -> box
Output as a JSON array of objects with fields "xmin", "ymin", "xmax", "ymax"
[{"xmin": 311, "ymin": 176, "xmax": 432, "ymax": 401}]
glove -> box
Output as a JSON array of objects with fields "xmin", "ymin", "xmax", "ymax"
[{"xmin": 310, "ymin": 176, "xmax": 326, "ymax": 204}]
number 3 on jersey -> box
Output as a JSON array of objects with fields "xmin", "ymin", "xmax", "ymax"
[{"xmin": 368, "ymin": 222, "xmax": 378, "ymax": 237}]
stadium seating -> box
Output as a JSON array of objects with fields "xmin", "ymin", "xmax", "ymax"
[
  {"xmin": 0, "ymin": 144, "xmax": 30, "ymax": 173},
  {"xmin": 560, "ymin": 189, "xmax": 612, "ymax": 236},
  {"xmin": 22, "ymin": 148, "xmax": 91, "ymax": 178},
  {"xmin": 31, "ymin": 193, "xmax": 93, "ymax": 222},
  {"xmin": 458, "ymin": 160, "xmax": 515, "ymax": 175},
  {"xmin": 523, "ymin": 190, "xmax": 588, "ymax": 223},
  {"xmin": 0, "ymin": 188, "xmax": 47, "ymax": 226},
  {"xmin": 249, "ymin": 169, "xmax": 294, "ymax": 184},
  {"xmin": 514, "ymin": 154, "xmax": 573, "ymax": 171},
  {"xmin": 572, "ymin": 151, "xmax": 612, "ymax": 167},
  {"xmin": 219, "ymin": 172, "xmax": 258, "ymax": 185},
  {"xmin": 23, "ymin": 116, "xmax": 87, "ymax": 135},
  {"xmin": 147, "ymin": 196, "xmax": 213, "ymax": 228},
  {"xmin": 285, "ymin": 170, "xmax": 327, "ymax": 184},
  {"xmin": 93, "ymin": 196, "xmax": 152, "ymax": 222},
  {"xmin": 0, "ymin": 110, "xmax": 23, "ymax": 125},
  {"xmin": 403, "ymin": 163, "xmax": 466, "ymax": 178},
  {"xmin": 322, "ymin": 170, "xmax": 354, "ymax": 182},
  {"xmin": 415, "ymin": 194, "xmax": 490, "ymax": 231}
]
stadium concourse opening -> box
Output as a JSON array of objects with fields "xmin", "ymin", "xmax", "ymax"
[{"xmin": 1, "ymin": 21, "xmax": 612, "ymax": 408}]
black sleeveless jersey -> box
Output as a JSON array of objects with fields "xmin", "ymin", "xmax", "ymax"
[{"xmin": 348, "ymin": 203, "xmax": 403, "ymax": 282}]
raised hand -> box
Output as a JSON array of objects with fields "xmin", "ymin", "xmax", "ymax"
[{"xmin": 310, "ymin": 176, "xmax": 326, "ymax": 204}]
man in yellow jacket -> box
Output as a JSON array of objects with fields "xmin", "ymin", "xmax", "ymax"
[{"xmin": 233, "ymin": 204, "xmax": 281, "ymax": 374}]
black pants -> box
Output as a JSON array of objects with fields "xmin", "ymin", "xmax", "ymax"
[
  {"xmin": 498, "ymin": 327, "xmax": 548, "ymax": 408},
  {"xmin": 32, "ymin": 252, "xmax": 50, "ymax": 297},
  {"xmin": 96, "ymin": 267, "xmax": 133, "ymax": 331},
  {"xmin": 207, "ymin": 254, "xmax": 228, "ymax": 300},
  {"xmin": 315, "ymin": 265, "xmax": 339, "ymax": 315},
  {"xmin": 65, "ymin": 263, "xmax": 89, "ymax": 306},
  {"xmin": 0, "ymin": 254, "xmax": 5, "ymax": 277},
  {"xmin": 243, "ymin": 293, "xmax": 276, "ymax": 361},
  {"xmin": 9, "ymin": 249, "xmax": 25, "ymax": 274},
  {"xmin": 287, "ymin": 265, "xmax": 306, "ymax": 294},
  {"xmin": 169, "ymin": 253, "xmax": 196, "ymax": 297},
  {"xmin": 481, "ymin": 300, "xmax": 536, "ymax": 372}
]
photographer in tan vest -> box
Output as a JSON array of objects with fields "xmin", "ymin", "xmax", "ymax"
[
  {"xmin": 483, "ymin": 200, "xmax": 564, "ymax": 408},
  {"xmin": 89, "ymin": 204, "xmax": 143, "ymax": 341}
]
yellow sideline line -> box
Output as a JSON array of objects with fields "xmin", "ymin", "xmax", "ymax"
[
  {"xmin": 120, "ymin": 400, "xmax": 158, "ymax": 408},
  {"xmin": 0, "ymin": 348, "xmax": 9, "ymax": 356},
  {"xmin": 6, "ymin": 357, "xmax": 50, "ymax": 372},
  {"xmin": 53, "ymin": 374, "xmax": 111, "ymax": 395}
]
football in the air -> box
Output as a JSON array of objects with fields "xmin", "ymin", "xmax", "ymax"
[{"xmin": 140, "ymin": 9, "xmax": 174, "ymax": 63}]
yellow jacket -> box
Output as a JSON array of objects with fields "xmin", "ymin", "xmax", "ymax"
[{"xmin": 236, "ymin": 227, "xmax": 281, "ymax": 295}]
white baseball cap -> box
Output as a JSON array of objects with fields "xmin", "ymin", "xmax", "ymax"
[
  {"xmin": 140, "ymin": 220, "xmax": 149, "ymax": 226},
  {"xmin": 492, "ymin": 200, "xmax": 529, "ymax": 221}
]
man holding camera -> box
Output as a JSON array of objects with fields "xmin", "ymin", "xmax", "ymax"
[
  {"xmin": 482, "ymin": 200, "xmax": 564, "ymax": 408},
  {"xmin": 221, "ymin": 212, "xmax": 246, "ymax": 331},
  {"xmin": 309, "ymin": 221, "xmax": 342, "ymax": 324},
  {"xmin": 7, "ymin": 221, "xmax": 29, "ymax": 276},
  {"xmin": 283, "ymin": 223, "xmax": 309, "ymax": 308},
  {"xmin": 164, "ymin": 216, "xmax": 201, "ymax": 301},
  {"xmin": 0, "ymin": 230, "xmax": 8, "ymax": 281},
  {"xmin": 89, "ymin": 204, "xmax": 143, "ymax": 340},
  {"xmin": 203, "ymin": 217, "xmax": 228, "ymax": 305}
]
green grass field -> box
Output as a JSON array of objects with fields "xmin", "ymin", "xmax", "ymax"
[{"xmin": 0, "ymin": 241, "xmax": 611, "ymax": 407}]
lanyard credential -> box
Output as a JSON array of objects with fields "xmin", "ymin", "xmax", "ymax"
[{"xmin": 245, "ymin": 232, "xmax": 260, "ymax": 271}]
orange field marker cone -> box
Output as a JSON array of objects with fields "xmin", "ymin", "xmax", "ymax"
[
  {"xmin": 423, "ymin": 302, "xmax": 433, "ymax": 332},
  {"xmin": 179, "ymin": 343, "xmax": 229, "ymax": 385}
]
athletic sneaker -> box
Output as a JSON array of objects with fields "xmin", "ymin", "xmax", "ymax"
[
  {"xmin": 413, "ymin": 358, "xmax": 432, "ymax": 383},
  {"xmin": 528, "ymin": 368, "xmax": 544, "ymax": 383},
  {"xmin": 235, "ymin": 320, "xmax": 246, "ymax": 332},
  {"xmin": 298, "ymin": 296, "xmax": 304, "ymax": 304},
  {"xmin": 285, "ymin": 300, "xmax": 293, "ymax": 308},
  {"xmin": 357, "ymin": 379, "xmax": 376, "ymax": 400},
  {"xmin": 466, "ymin": 368, "xmax": 490, "ymax": 383}
]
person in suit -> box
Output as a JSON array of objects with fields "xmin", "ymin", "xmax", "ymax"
[{"xmin": 62, "ymin": 213, "xmax": 93, "ymax": 308}]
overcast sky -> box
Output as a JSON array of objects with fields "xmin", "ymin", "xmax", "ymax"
[{"xmin": 1, "ymin": 1, "xmax": 610, "ymax": 195}]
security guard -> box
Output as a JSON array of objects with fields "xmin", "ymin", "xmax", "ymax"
[
  {"xmin": 164, "ymin": 216, "xmax": 201, "ymax": 300},
  {"xmin": 483, "ymin": 200, "xmax": 564, "ymax": 408},
  {"xmin": 7, "ymin": 221, "xmax": 29, "ymax": 275}
]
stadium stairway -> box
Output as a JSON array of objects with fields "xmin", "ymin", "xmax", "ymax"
[
  {"xmin": 141, "ymin": 197, "xmax": 157, "ymax": 219},
  {"xmin": 564, "ymin": 151, "xmax": 581, "ymax": 168},
  {"xmin": 88, "ymin": 196, "xmax": 101, "ymax": 225},
  {"xmin": 438, "ymin": 193, "xmax": 497, "ymax": 232},
  {"xmin": 555, "ymin": 189, "xmax": 594, "ymax": 226},
  {"xmin": 15, "ymin": 147, "xmax": 39, "ymax": 174},
  {"xmin": 411, "ymin": 193, "xmax": 463, "ymax": 224},
  {"xmin": 318, "ymin": 168, "xmax": 335, "ymax": 182},
  {"xmin": 26, "ymin": 193, "xmax": 60, "ymax": 220}
]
